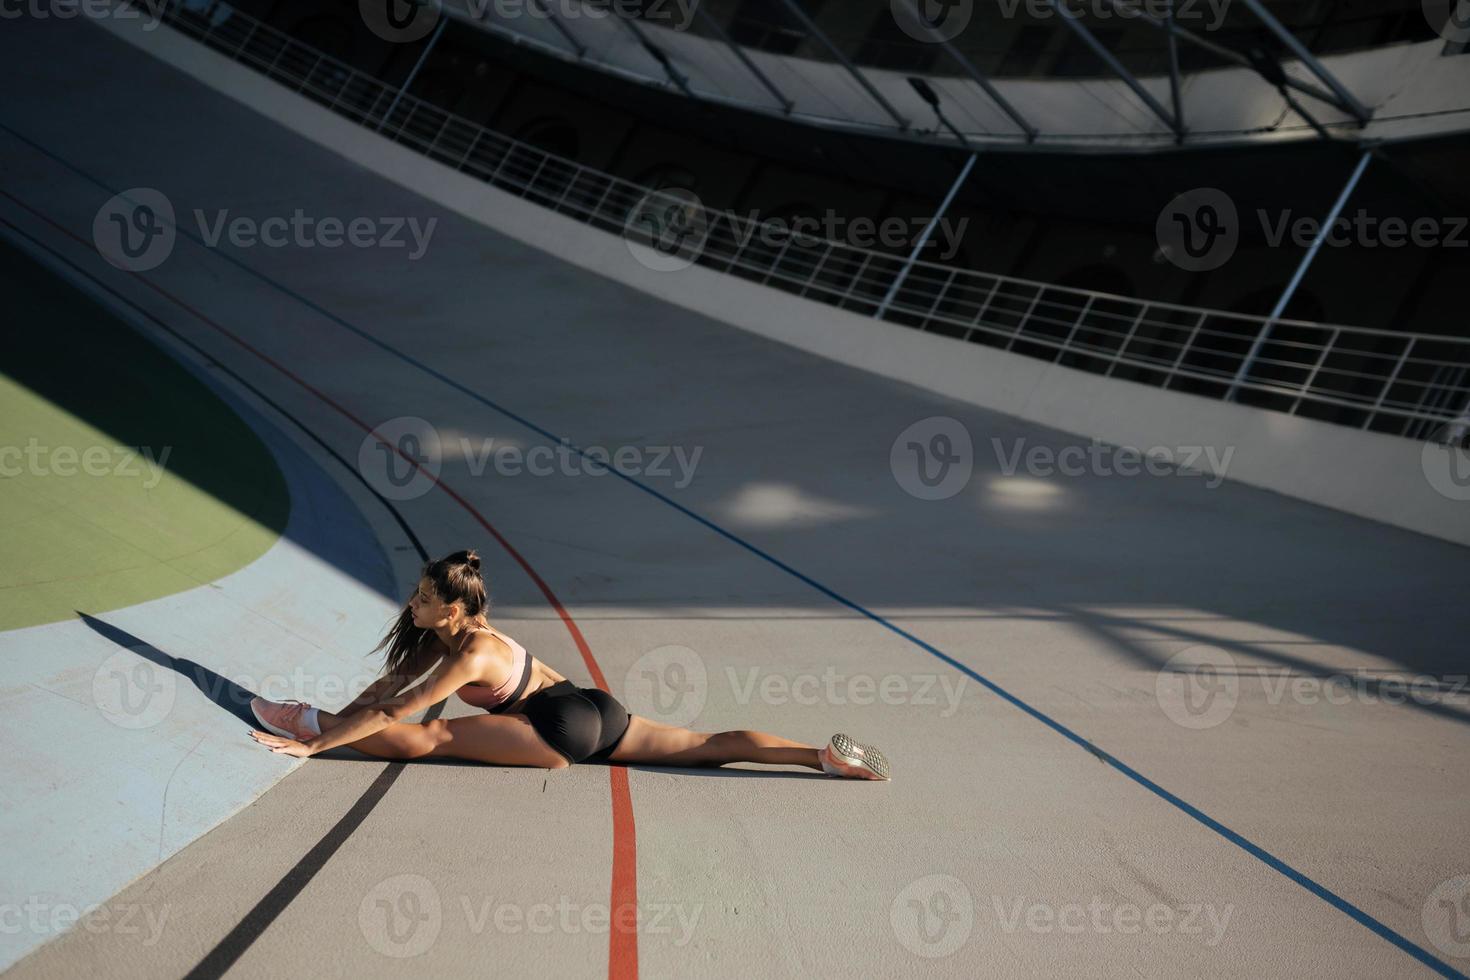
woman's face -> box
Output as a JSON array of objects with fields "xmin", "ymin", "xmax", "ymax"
[{"xmin": 409, "ymin": 577, "xmax": 456, "ymax": 629}]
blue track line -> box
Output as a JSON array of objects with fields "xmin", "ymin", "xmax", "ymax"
[{"xmin": 2, "ymin": 118, "xmax": 1460, "ymax": 978}]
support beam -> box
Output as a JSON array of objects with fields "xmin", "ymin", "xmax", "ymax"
[
  {"xmin": 527, "ymin": 0, "xmax": 587, "ymax": 58},
  {"xmin": 898, "ymin": 0, "xmax": 1036, "ymax": 141},
  {"xmin": 1046, "ymin": 0, "xmax": 1183, "ymax": 138},
  {"xmin": 692, "ymin": 4, "xmax": 794, "ymax": 113},
  {"xmin": 375, "ymin": 16, "xmax": 445, "ymax": 133},
  {"xmin": 1101, "ymin": 0, "xmax": 1357, "ymax": 117},
  {"xmin": 1163, "ymin": 0, "xmax": 1185, "ymax": 144},
  {"xmin": 875, "ymin": 151, "xmax": 977, "ymax": 319},
  {"xmin": 619, "ymin": 16, "xmax": 693, "ymax": 97},
  {"xmin": 1235, "ymin": 0, "xmax": 1372, "ymax": 124},
  {"xmin": 773, "ymin": 0, "xmax": 910, "ymax": 130},
  {"xmin": 1227, "ymin": 150, "xmax": 1372, "ymax": 401}
]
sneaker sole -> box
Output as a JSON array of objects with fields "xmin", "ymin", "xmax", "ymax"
[
  {"xmin": 250, "ymin": 698, "xmax": 304, "ymax": 740},
  {"xmin": 830, "ymin": 733, "xmax": 890, "ymax": 780}
]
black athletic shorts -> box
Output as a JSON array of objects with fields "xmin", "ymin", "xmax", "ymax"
[{"xmin": 517, "ymin": 680, "xmax": 631, "ymax": 765}]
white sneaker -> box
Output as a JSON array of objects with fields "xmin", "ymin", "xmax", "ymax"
[{"xmin": 818, "ymin": 733, "xmax": 890, "ymax": 780}]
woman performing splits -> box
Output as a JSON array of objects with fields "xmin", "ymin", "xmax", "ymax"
[{"xmin": 248, "ymin": 550, "xmax": 890, "ymax": 780}]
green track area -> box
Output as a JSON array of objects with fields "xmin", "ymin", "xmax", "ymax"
[{"xmin": 0, "ymin": 239, "xmax": 289, "ymax": 630}]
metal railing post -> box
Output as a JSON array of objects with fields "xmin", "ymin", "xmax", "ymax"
[
  {"xmin": 1290, "ymin": 327, "xmax": 1339, "ymax": 415},
  {"xmin": 1227, "ymin": 149, "xmax": 1372, "ymax": 401},
  {"xmin": 1364, "ymin": 337, "xmax": 1416, "ymax": 429},
  {"xmin": 875, "ymin": 152, "xmax": 976, "ymax": 319},
  {"xmin": 1106, "ymin": 304, "xmax": 1150, "ymax": 377},
  {"xmin": 376, "ymin": 17, "xmax": 446, "ymax": 133}
]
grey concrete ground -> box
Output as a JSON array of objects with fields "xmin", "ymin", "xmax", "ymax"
[{"xmin": 2, "ymin": 13, "xmax": 1468, "ymax": 979}]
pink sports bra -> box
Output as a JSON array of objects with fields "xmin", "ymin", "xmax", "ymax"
[{"xmin": 455, "ymin": 630, "xmax": 534, "ymax": 713}]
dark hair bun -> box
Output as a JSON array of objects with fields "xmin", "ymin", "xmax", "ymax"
[{"xmin": 461, "ymin": 549, "xmax": 481, "ymax": 572}]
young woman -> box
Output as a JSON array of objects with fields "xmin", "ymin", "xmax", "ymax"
[{"xmin": 247, "ymin": 549, "xmax": 890, "ymax": 780}]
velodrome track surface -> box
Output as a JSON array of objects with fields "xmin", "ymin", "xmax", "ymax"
[{"xmin": 3, "ymin": 14, "xmax": 1470, "ymax": 979}]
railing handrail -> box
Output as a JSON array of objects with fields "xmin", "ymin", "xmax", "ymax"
[{"xmin": 146, "ymin": 0, "xmax": 1470, "ymax": 438}]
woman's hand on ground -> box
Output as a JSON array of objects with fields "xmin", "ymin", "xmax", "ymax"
[{"xmin": 248, "ymin": 730, "xmax": 314, "ymax": 757}]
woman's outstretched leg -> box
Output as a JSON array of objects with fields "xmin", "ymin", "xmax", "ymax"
[
  {"xmin": 603, "ymin": 715, "xmax": 819, "ymax": 768},
  {"xmin": 310, "ymin": 707, "xmax": 569, "ymax": 768},
  {"xmin": 605, "ymin": 716, "xmax": 890, "ymax": 779}
]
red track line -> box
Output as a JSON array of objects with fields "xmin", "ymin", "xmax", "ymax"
[{"xmin": 0, "ymin": 191, "xmax": 640, "ymax": 980}]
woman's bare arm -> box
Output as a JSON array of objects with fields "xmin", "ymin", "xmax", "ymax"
[
  {"xmin": 303, "ymin": 650, "xmax": 478, "ymax": 755},
  {"xmin": 340, "ymin": 643, "xmax": 445, "ymax": 714}
]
